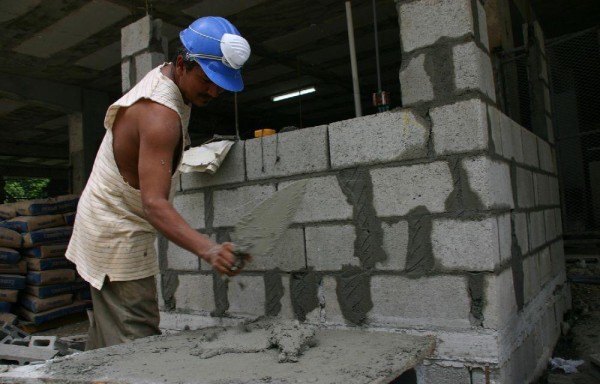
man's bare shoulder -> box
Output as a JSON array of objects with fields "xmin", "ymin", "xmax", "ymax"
[{"xmin": 128, "ymin": 99, "xmax": 181, "ymax": 138}]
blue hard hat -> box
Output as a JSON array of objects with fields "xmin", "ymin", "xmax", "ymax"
[{"xmin": 179, "ymin": 16, "xmax": 251, "ymax": 92}]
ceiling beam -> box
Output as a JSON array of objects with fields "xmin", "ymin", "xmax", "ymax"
[
  {"xmin": 0, "ymin": 142, "xmax": 68, "ymax": 159},
  {"xmin": 0, "ymin": 72, "xmax": 82, "ymax": 113}
]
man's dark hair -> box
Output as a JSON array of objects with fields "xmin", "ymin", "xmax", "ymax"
[{"xmin": 174, "ymin": 46, "xmax": 198, "ymax": 71}]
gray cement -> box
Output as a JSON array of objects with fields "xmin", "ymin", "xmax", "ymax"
[
  {"xmin": 290, "ymin": 270, "xmax": 320, "ymax": 321},
  {"xmin": 0, "ymin": 320, "xmax": 436, "ymax": 384}
]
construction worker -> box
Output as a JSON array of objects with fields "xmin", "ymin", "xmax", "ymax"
[{"xmin": 66, "ymin": 17, "xmax": 251, "ymax": 350}]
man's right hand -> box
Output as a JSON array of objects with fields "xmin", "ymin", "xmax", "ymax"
[{"xmin": 204, "ymin": 242, "xmax": 247, "ymax": 276}]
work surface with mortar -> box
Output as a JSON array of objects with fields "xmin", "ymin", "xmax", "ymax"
[{"xmin": 0, "ymin": 320, "xmax": 435, "ymax": 384}]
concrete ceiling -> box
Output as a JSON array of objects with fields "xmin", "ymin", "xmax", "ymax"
[{"xmin": 0, "ymin": 0, "xmax": 597, "ymax": 176}]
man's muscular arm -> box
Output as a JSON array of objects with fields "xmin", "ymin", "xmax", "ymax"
[{"xmin": 135, "ymin": 101, "xmax": 238, "ymax": 276}]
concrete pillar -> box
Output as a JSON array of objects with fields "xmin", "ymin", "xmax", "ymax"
[
  {"xmin": 397, "ymin": 0, "xmax": 496, "ymax": 110},
  {"xmin": 121, "ymin": 15, "xmax": 168, "ymax": 93}
]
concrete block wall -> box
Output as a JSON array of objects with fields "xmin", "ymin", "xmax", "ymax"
[
  {"xmin": 151, "ymin": 1, "xmax": 567, "ymax": 383},
  {"xmin": 121, "ymin": 15, "xmax": 168, "ymax": 93}
]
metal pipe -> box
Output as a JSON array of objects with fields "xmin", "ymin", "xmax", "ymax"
[
  {"xmin": 372, "ymin": 0, "xmax": 381, "ymax": 92},
  {"xmin": 234, "ymin": 92, "xmax": 240, "ymax": 140},
  {"xmin": 345, "ymin": 1, "xmax": 362, "ymax": 117}
]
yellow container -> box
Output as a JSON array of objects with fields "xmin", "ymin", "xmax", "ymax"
[{"xmin": 254, "ymin": 128, "xmax": 276, "ymax": 138}]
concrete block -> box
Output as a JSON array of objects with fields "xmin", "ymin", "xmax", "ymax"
[
  {"xmin": 212, "ymin": 184, "xmax": 275, "ymax": 227},
  {"xmin": 279, "ymin": 176, "xmax": 352, "ymax": 223},
  {"xmin": 134, "ymin": 51, "xmax": 165, "ymax": 83},
  {"xmin": 121, "ymin": 59, "xmax": 132, "ymax": 93},
  {"xmin": 483, "ymin": 268, "xmax": 518, "ymax": 330},
  {"xmin": 399, "ymin": 0, "xmax": 474, "ymax": 53},
  {"xmin": 173, "ymin": 193, "xmax": 205, "ymax": 229},
  {"xmin": 549, "ymin": 176, "xmax": 560, "ymax": 206},
  {"xmin": 523, "ymin": 254, "xmax": 540, "ymax": 304},
  {"xmin": 488, "ymin": 105, "xmax": 503, "ymax": 155},
  {"xmin": 432, "ymin": 217, "xmax": 500, "ymax": 271},
  {"xmin": 28, "ymin": 336, "xmax": 56, "ymax": 350},
  {"xmin": 174, "ymin": 273, "xmax": 214, "ymax": 312},
  {"xmin": 453, "ymin": 42, "xmax": 496, "ymax": 102},
  {"xmin": 370, "ymin": 275, "xmax": 471, "ymax": 329},
  {"xmin": 181, "ymin": 141, "xmax": 246, "ymax": 189},
  {"xmin": 416, "ymin": 363, "xmax": 471, "ymax": 384},
  {"xmin": 431, "ymin": 98, "xmax": 489, "ymax": 155},
  {"xmin": 538, "ymin": 247, "xmax": 552, "ymax": 287},
  {"xmin": 321, "ymin": 276, "xmax": 344, "ymax": 325},
  {"xmin": 245, "ymin": 125, "xmax": 328, "ymax": 180},
  {"xmin": 399, "ymin": 54, "xmax": 435, "ymax": 105},
  {"xmin": 538, "ymin": 137, "xmax": 554, "ymax": 173},
  {"xmin": 377, "ymin": 220, "xmax": 409, "ymax": 270},
  {"xmin": 476, "ymin": 0, "xmax": 490, "ymax": 51},
  {"xmin": 514, "ymin": 212, "xmax": 529, "ymax": 254},
  {"xmin": 521, "ymin": 129, "xmax": 540, "ymax": 168},
  {"xmin": 533, "ymin": 172, "xmax": 552, "ymax": 207},
  {"xmin": 515, "ymin": 167, "xmax": 535, "ymax": 209},
  {"xmin": 305, "ymin": 225, "xmax": 359, "ymax": 270},
  {"xmin": 121, "ymin": 15, "xmax": 152, "ymax": 57},
  {"xmin": 371, "ymin": 162, "xmax": 454, "ymax": 217},
  {"xmin": 500, "ymin": 114, "xmax": 524, "ymax": 162},
  {"xmin": 555, "ymin": 208, "xmax": 563, "ymax": 237},
  {"xmin": 0, "ymin": 344, "xmax": 57, "ymax": 365},
  {"xmin": 498, "ymin": 213, "xmax": 512, "ymax": 263},
  {"xmin": 550, "ymin": 240, "xmax": 565, "ymax": 276},
  {"xmin": 228, "ymin": 275, "xmax": 266, "ymax": 317},
  {"xmin": 278, "ymin": 275, "xmax": 295, "ymax": 320},
  {"xmin": 544, "ymin": 209, "xmax": 557, "ymax": 243},
  {"xmin": 166, "ymin": 242, "xmax": 199, "ymax": 271},
  {"xmin": 329, "ymin": 110, "xmax": 429, "ymax": 169},
  {"xmin": 248, "ymin": 228, "xmax": 305, "ymax": 271},
  {"xmin": 156, "ymin": 273, "xmax": 165, "ymax": 309},
  {"xmin": 461, "ymin": 156, "xmax": 514, "ymax": 209},
  {"xmin": 528, "ymin": 210, "xmax": 546, "ymax": 251}
]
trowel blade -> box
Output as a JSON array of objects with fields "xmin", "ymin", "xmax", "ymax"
[{"xmin": 231, "ymin": 180, "xmax": 307, "ymax": 259}]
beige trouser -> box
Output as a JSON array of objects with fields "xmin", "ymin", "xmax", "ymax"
[{"xmin": 86, "ymin": 275, "xmax": 161, "ymax": 350}]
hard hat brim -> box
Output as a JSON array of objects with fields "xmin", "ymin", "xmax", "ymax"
[{"xmin": 197, "ymin": 58, "xmax": 244, "ymax": 92}]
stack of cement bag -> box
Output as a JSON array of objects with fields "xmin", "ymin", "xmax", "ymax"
[{"xmin": 0, "ymin": 195, "xmax": 91, "ymax": 326}]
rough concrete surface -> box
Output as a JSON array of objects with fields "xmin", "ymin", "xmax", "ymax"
[{"xmin": 0, "ymin": 319, "xmax": 435, "ymax": 384}]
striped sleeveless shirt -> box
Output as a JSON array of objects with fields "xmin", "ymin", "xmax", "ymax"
[{"xmin": 66, "ymin": 63, "xmax": 191, "ymax": 290}]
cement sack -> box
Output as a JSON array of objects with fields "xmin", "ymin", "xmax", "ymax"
[
  {"xmin": 0, "ymin": 260, "xmax": 27, "ymax": 275},
  {"xmin": 0, "ymin": 203, "xmax": 17, "ymax": 220},
  {"xmin": 63, "ymin": 212, "xmax": 76, "ymax": 226},
  {"xmin": 0, "ymin": 247, "xmax": 21, "ymax": 263},
  {"xmin": 0, "ymin": 288, "xmax": 19, "ymax": 303},
  {"xmin": 180, "ymin": 140, "xmax": 234, "ymax": 174},
  {"xmin": 2, "ymin": 214, "xmax": 65, "ymax": 233},
  {"xmin": 14, "ymin": 198, "xmax": 58, "ymax": 216},
  {"xmin": 27, "ymin": 269, "xmax": 76, "ymax": 286},
  {"xmin": 23, "ymin": 243, "xmax": 68, "ymax": 258},
  {"xmin": 25, "ymin": 282, "xmax": 77, "ymax": 299},
  {"xmin": 0, "ymin": 227, "xmax": 22, "ymax": 248},
  {"xmin": 54, "ymin": 194, "xmax": 79, "ymax": 213},
  {"xmin": 26, "ymin": 257, "xmax": 73, "ymax": 271},
  {"xmin": 0, "ymin": 274, "xmax": 26, "ymax": 289},
  {"xmin": 14, "ymin": 300, "xmax": 88, "ymax": 325},
  {"xmin": 22, "ymin": 226, "xmax": 72, "ymax": 248},
  {"xmin": 20, "ymin": 293, "xmax": 74, "ymax": 313}
]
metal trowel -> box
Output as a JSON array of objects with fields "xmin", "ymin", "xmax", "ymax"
[{"xmin": 228, "ymin": 180, "xmax": 308, "ymax": 274}]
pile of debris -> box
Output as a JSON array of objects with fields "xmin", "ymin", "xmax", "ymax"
[{"xmin": 0, "ymin": 321, "xmax": 84, "ymax": 367}]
